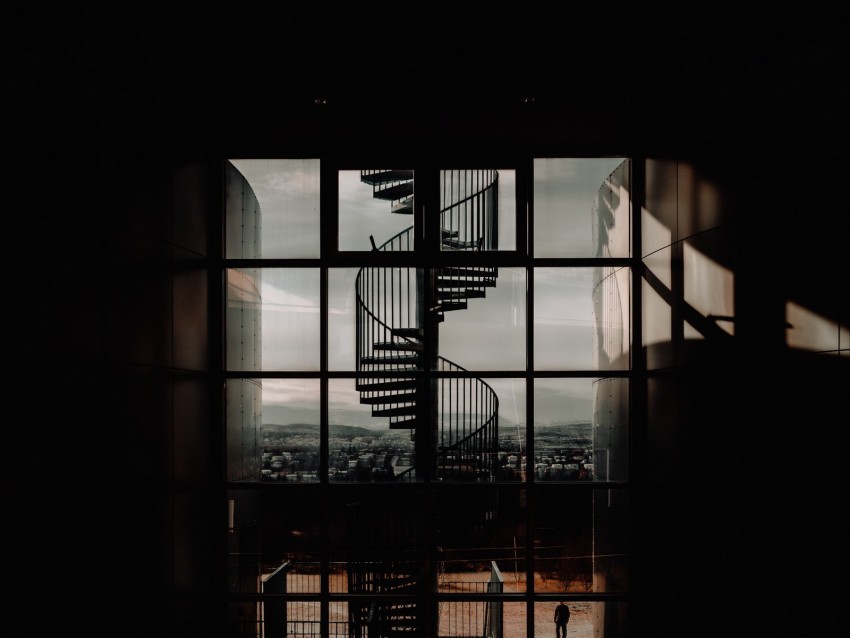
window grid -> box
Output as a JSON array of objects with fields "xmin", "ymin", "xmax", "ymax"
[{"xmin": 221, "ymin": 158, "xmax": 637, "ymax": 636}]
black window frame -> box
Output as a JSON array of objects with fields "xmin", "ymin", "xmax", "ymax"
[{"xmin": 220, "ymin": 153, "xmax": 642, "ymax": 638}]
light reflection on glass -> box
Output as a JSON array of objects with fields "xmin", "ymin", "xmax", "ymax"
[
  {"xmin": 228, "ymin": 159, "xmax": 320, "ymax": 258},
  {"xmin": 535, "ymin": 158, "xmax": 629, "ymax": 257},
  {"xmin": 226, "ymin": 268, "xmax": 320, "ymax": 371}
]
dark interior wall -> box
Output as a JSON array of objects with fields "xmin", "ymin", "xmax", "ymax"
[
  {"xmin": 5, "ymin": 154, "xmax": 220, "ymax": 637},
  {"xmin": 637, "ymin": 43, "xmax": 849, "ymax": 636}
]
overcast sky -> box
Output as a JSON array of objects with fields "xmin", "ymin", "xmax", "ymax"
[{"xmin": 227, "ymin": 159, "xmax": 626, "ymax": 427}]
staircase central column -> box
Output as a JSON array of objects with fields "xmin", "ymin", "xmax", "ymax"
[{"xmin": 418, "ymin": 167, "xmax": 441, "ymax": 638}]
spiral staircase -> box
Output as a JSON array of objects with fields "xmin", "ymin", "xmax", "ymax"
[{"xmin": 348, "ymin": 169, "xmax": 503, "ymax": 637}]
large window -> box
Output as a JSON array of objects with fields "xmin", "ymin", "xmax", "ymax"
[{"xmin": 223, "ymin": 158, "xmax": 633, "ymax": 636}]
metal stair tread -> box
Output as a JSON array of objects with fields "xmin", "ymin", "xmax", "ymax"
[
  {"xmin": 360, "ymin": 354, "xmax": 421, "ymax": 365},
  {"xmin": 373, "ymin": 341, "xmax": 423, "ymax": 351},
  {"xmin": 359, "ymin": 392, "xmax": 417, "ymax": 405},
  {"xmin": 356, "ymin": 379, "xmax": 417, "ymax": 392},
  {"xmin": 372, "ymin": 182, "xmax": 414, "ymax": 201},
  {"xmin": 370, "ymin": 574, "xmax": 421, "ymax": 587},
  {"xmin": 437, "ymin": 278, "xmax": 496, "ymax": 288},
  {"xmin": 441, "ymin": 237, "xmax": 481, "ymax": 249},
  {"xmin": 391, "ymin": 327, "xmax": 424, "ymax": 339},
  {"xmin": 433, "ymin": 301, "xmax": 467, "ymax": 312},
  {"xmin": 438, "ymin": 267, "xmax": 498, "ymax": 278},
  {"xmin": 372, "ymin": 405, "xmax": 417, "ymax": 417},
  {"xmin": 437, "ymin": 290, "xmax": 486, "ymax": 301},
  {"xmin": 391, "ymin": 200, "xmax": 414, "ymax": 215},
  {"xmin": 360, "ymin": 170, "xmax": 414, "ymax": 185}
]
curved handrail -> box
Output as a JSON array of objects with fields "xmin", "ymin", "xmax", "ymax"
[
  {"xmin": 355, "ymin": 226, "xmax": 418, "ymax": 371},
  {"xmin": 435, "ymin": 356, "xmax": 499, "ymax": 481}
]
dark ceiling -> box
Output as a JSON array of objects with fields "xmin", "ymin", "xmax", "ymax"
[{"xmin": 4, "ymin": 3, "xmax": 847, "ymax": 159}]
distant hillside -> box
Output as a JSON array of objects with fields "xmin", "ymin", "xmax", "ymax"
[
  {"xmin": 264, "ymin": 403, "xmax": 381, "ymax": 429},
  {"xmin": 534, "ymin": 421, "xmax": 592, "ymax": 439},
  {"xmin": 261, "ymin": 420, "xmax": 593, "ymax": 440},
  {"xmin": 262, "ymin": 422, "xmax": 376, "ymax": 438}
]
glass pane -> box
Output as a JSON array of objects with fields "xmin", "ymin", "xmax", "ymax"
[
  {"xmin": 225, "ymin": 161, "xmax": 260, "ymax": 259},
  {"xmin": 593, "ymin": 265, "xmax": 631, "ymax": 371},
  {"xmin": 533, "ymin": 377, "xmax": 629, "ymax": 484},
  {"xmin": 226, "ymin": 378, "xmax": 263, "ymax": 482},
  {"xmin": 534, "ymin": 267, "xmax": 595, "ymax": 370},
  {"xmin": 533, "ymin": 378, "xmax": 594, "ymax": 482},
  {"xmin": 436, "ymin": 377, "xmax": 526, "ymax": 482},
  {"xmin": 227, "ymin": 379, "xmax": 321, "ymax": 482},
  {"xmin": 262, "ymin": 379, "xmax": 320, "ymax": 482},
  {"xmin": 357, "ymin": 267, "xmax": 421, "ymax": 368},
  {"xmin": 259, "ymin": 601, "xmax": 321, "ymax": 637},
  {"xmin": 535, "ymin": 601, "xmax": 628, "ymax": 636},
  {"xmin": 434, "ymin": 486, "xmax": 526, "ymax": 592},
  {"xmin": 227, "ymin": 602, "xmax": 259, "ymax": 636},
  {"xmin": 226, "ymin": 489, "xmax": 321, "ymax": 594},
  {"xmin": 534, "ymin": 267, "xmax": 631, "ymax": 371},
  {"xmin": 439, "ymin": 601, "xmax": 526, "ymax": 637},
  {"xmin": 440, "ymin": 169, "xmax": 515, "ymax": 251},
  {"xmin": 227, "ymin": 268, "xmax": 320, "ymax": 371},
  {"xmin": 328, "ymin": 488, "xmax": 426, "ymax": 593},
  {"xmin": 328, "ymin": 267, "xmax": 358, "ymax": 371},
  {"xmin": 340, "ymin": 169, "xmax": 414, "ymax": 251},
  {"xmin": 593, "ymin": 488, "xmax": 629, "ymax": 593},
  {"xmin": 345, "ymin": 597, "xmax": 421, "ymax": 634},
  {"xmin": 329, "ymin": 601, "xmax": 348, "ymax": 637},
  {"xmin": 328, "ymin": 379, "xmax": 418, "ymax": 482},
  {"xmin": 226, "ymin": 268, "xmax": 261, "ymax": 372},
  {"xmin": 438, "ymin": 266, "xmax": 526, "ymax": 370},
  {"xmin": 533, "ymin": 489, "xmax": 593, "ymax": 592},
  {"xmin": 593, "ymin": 377, "xmax": 630, "ymax": 483},
  {"xmin": 226, "ymin": 159, "xmax": 320, "ymax": 259},
  {"xmin": 534, "ymin": 157, "xmax": 630, "ymax": 257}
]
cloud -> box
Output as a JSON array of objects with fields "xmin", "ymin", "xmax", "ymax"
[{"xmin": 262, "ymin": 379, "xmax": 320, "ymax": 406}]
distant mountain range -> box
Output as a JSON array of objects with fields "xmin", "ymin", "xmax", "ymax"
[
  {"xmin": 263, "ymin": 404, "xmax": 381, "ymax": 429},
  {"xmin": 261, "ymin": 420, "xmax": 592, "ymax": 439},
  {"xmin": 535, "ymin": 421, "xmax": 592, "ymax": 433},
  {"xmin": 262, "ymin": 422, "xmax": 378, "ymax": 438}
]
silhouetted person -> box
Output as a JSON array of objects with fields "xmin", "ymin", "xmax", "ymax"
[{"xmin": 554, "ymin": 600, "xmax": 570, "ymax": 638}]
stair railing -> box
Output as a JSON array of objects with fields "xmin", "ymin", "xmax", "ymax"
[
  {"xmin": 355, "ymin": 226, "xmax": 420, "ymax": 422},
  {"xmin": 355, "ymin": 169, "xmax": 501, "ymax": 483},
  {"xmin": 436, "ymin": 357, "xmax": 499, "ymax": 482},
  {"xmin": 440, "ymin": 168, "xmax": 500, "ymax": 251}
]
